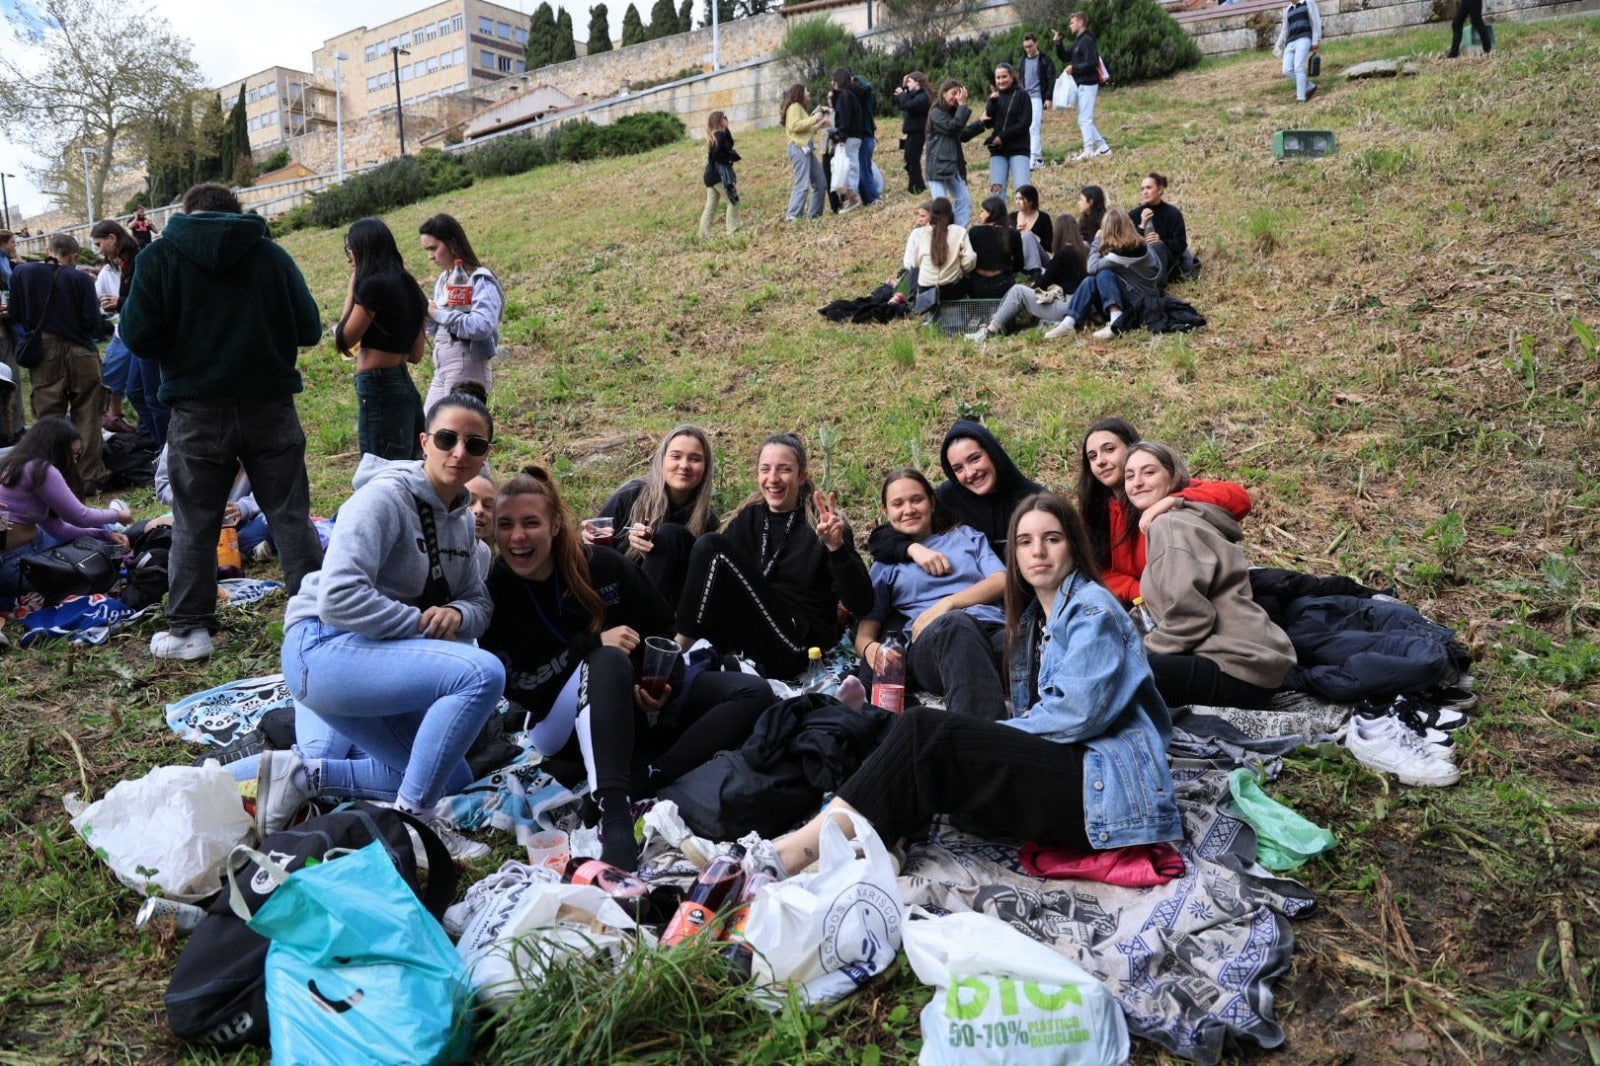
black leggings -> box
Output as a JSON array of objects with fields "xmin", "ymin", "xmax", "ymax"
[
  {"xmin": 835, "ymin": 706, "xmax": 1090, "ymax": 849},
  {"xmin": 902, "ymin": 131, "xmax": 926, "ymax": 193},
  {"xmin": 1449, "ymin": 0, "xmax": 1490, "ymax": 55},
  {"xmin": 1146, "ymin": 652, "xmax": 1278, "ymax": 710},
  {"xmin": 554, "ymin": 646, "xmax": 637, "ymax": 795},
  {"xmin": 907, "ymin": 611, "xmax": 1008, "ymax": 721},
  {"xmin": 637, "ymin": 522, "xmax": 695, "ymax": 606},
  {"xmin": 675, "ymin": 532, "xmax": 819, "ymax": 678},
  {"xmin": 636, "ymin": 670, "xmax": 773, "ymax": 793}
]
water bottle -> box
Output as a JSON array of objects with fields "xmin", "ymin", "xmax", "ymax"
[
  {"xmin": 661, "ymin": 844, "xmax": 746, "ymax": 947},
  {"xmin": 445, "ymin": 258, "xmax": 473, "ymax": 309},
  {"xmin": 1130, "ymin": 596, "xmax": 1157, "ymax": 636},
  {"xmin": 799, "ymin": 647, "xmax": 828, "ymax": 694},
  {"xmin": 871, "ymin": 632, "xmax": 906, "ymax": 714}
]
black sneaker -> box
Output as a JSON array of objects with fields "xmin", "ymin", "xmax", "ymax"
[
  {"xmin": 194, "ymin": 727, "xmax": 269, "ymax": 767},
  {"xmin": 1379, "ymin": 706, "xmax": 1454, "ymax": 748},
  {"xmin": 1392, "ymin": 692, "xmax": 1469, "ymax": 731}
]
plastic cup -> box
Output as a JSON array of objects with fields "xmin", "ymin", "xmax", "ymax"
[
  {"xmin": 526, "ymin": 829, "xmax": 569, "ymax": 873},
  {"xmin": 584, "ymin": 516, "xmax": 615, "ymax": 545},
  {"xmin": 640, "ymin": 636, "xmax": 680, "ymax": 700}
]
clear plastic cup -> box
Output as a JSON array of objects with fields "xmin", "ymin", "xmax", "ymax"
[{"xmin": 640, "ymin": 636, "xmax": 680, "ymax": 700}]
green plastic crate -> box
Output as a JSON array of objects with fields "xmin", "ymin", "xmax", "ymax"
[{"xmin": 1273, "ymin": 129, "xmax": 1338, "ymax": 159}]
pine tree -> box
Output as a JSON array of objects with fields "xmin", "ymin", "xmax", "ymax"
[
  {"xmin": 227, "ymin": 84, "xmax": 250, "ymax": 181},
  {"xmin": 553, "ymin": 9, "xmax": 577, "ymax": 60},
  {"xmin": 587, "ymin": 4, "xmax": 613, "ymax": 52},
  {"xmin": 699, "ymin": 0, "xmax": 733, "ymax": 28},
  {"xmin": 678, "ymin": 0, "xmax": 693, "ymax": 31},
  {"xmin": 620, "ymin": 3, "xmax": 645, "ymax": 45},
  {"xmin": 194, "ymin": 93, "xmax": 225, "ymax": 185},
  {"xmin": 525, "ymin": 2, "xmax": 557, "ymax": 67},
  {"xmin": 647, "ymin": 0, "xmax": 678, "ymax": 38}
]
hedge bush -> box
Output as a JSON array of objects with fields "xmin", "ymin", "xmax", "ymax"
[{"xmin": 304, "ymin": 149, "xmax": 473, "ymax": 229}]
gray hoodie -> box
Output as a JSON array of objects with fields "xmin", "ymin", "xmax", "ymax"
[{"xmin": 284, "ymin": 455, "xmax": 491, "ymax": 641}]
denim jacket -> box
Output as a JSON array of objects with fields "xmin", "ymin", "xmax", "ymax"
[{"xmin": 1006, "ymin": 570, "xmax": 1182, "ymax": 848}]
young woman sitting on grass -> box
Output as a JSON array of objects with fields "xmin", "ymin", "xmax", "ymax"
[
  {"xmin": 903, "ymin": 197, "xmax": 977, "ymax": 306},
  {"xmin": 962, "ymin": 216, "xmax": 1091, "ymax": 343},
  {"xmin": 1044, "ymin": 211, "xmax": 1168, "ymax": 340},
  {"xmin": 965, "ymin": 196, "xmax": 1027, "ymax": 299},
  {"xmin": 0, "ymin": 417, "xmax": 130, "ymax": 596},
  {"xmin": 1122, "ymin": 440, "xmax": 1294, "ymax": 710},
  {"xmin": 773, "ymin": 492, "xmax": 1180, "ymax": 874},
  {"xmin": 855, "ymin": 468, "xmax": 1008, "ymax": 721}
]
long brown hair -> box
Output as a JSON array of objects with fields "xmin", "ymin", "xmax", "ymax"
[
  {"xmin": 924, "ymin": 196, "xmax": 955, "ymax": 269},
  {"xmin": 735, "ymin": 432, "xmax": 818, "ymax": 528},
  {"xmin": 418, "ymin": 213, "xmax": 481, "ymax": 271},
  {"xmin": 496, "ymin": 464, "xmax": 606, "ymax": 632},
  {"xmin": 1076, "ymin": 417, "xmax": 1141, "ymax": 566},
  {"xmin": 626, "ymin": 424, "xmax": 717, "ymax": 559},
  {"xmin": 780, "ymin": 83, "xmax": 807, "ymax": 124},
  {"xmin": 1098, "ymin": 211, "xmax": 1146, "ymax": 257},
  {"xmin": 1002, "ymin": 492, "xmax": 1102, "ymax": 662}
]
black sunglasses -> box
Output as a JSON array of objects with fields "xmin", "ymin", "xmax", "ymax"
[{"xmin": 426, "ymin": 429, "xmax": 491, "ymax": 457}]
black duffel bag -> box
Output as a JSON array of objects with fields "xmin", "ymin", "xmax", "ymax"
[
  {"xmin": 19, "ymin": 535, "xmax": 121, "ymax": 602},
  {"xmin": 164, "ymin": 803, "xmax": 457, "ymax": 1049}
]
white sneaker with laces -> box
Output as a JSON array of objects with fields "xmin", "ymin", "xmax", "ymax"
[
  {"xmin": 425, "ymin": 818, "xmax": 492, "ymax": 862},
  {"xmin": 151, "ymin": 629, "xmax": 214, "ymax": 661},
  {"xmin": 1092, "ymin": 312, "xmax": 1123, "ymax": 340},
  {"xmin": 1344, "ymin": 714, "xmax": 1460, "ymax": 787},
  {"xmin": 1094, "ymin": 145, "xmax": 1113, "ymax": 157},
  {"xmin": 1072, "ymin": 148, "xmax": 1096, "ymax": 162},
  {"xmin": 1044, "ymin": 316, "xmax": 1077, "ymax": 339},
  {"xmin": 963, "ymin": 325, "xmax": 991, "ymax": 342},
  {"xmin": 250, "ymin": 540, "xmax": 277, "ymax": 562},
  {"xmin": 255, "ymin": 751, "xmax": 313, "ymax": 834}
]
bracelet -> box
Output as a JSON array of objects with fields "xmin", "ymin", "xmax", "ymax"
[{"xmin": 864, "ymin": 640, "xmax": 880, "ymax": 660}]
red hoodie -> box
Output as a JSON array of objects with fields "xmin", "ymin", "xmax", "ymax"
[{"xmin": 1103, "ymin": 478, "xmax": 1252, "ymax": 604}]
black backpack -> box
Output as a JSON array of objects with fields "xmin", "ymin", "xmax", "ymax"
[
  {"xmin": 163, "ymin": 803, "xmax": 457, "ymax": 1049},
  {"xmin": 114, "ymin": 523, "xmax": 172, "ymax": 610},
  {"xmin": 101, "ymin": 431, "xmax": 157, "ymax": 487}
]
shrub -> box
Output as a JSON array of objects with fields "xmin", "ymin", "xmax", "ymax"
[
  {"xmin": 1078, "ymin": 0, "xmax": 1201, "ymax": 84},
  {"xmin": 462, "ymin": 135, "xmax": 552, "ymax": 178},
  {"xmin": 262, "ymin": 148, "xmax": 292, "ymax": 172},
  {"xmin": 551, "ymin": 111, "xmax": 685, "ymax": 162},
  {"xmin": 779, "ymin": 17, "xmax": 855, "ymax": 85}
]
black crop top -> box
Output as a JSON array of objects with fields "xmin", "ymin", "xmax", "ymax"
[{"xmin": 353, "ymin": 271, "xmax": 426, "ymax": 353}]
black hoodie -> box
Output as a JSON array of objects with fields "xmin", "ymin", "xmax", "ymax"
[{"xmin": 866, "ymin": 420, "xmax": 1044, "ymax": 564}]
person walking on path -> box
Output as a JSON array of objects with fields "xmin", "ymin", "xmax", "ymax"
[{"xmin": 1273, "ymin": 0, "xmax": 1322, "ymax": 101}]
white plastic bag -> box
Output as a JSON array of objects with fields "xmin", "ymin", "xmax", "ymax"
[
  {"xmin": 454, "ymin": 872, "xmax": 646, "ymax": 1002},
  {"xmin": 1053, "ymin": 78, "xmax": 1078, "ymax": 110},
  {"xmin": 830, "ymin": 142, "xmax": 852, "ymax": 195},
  {"xmin": 66, "ymin": 764, "xmax": 255, "ymax": 902},
  {"xmin": 905, "ymin": 911, "xmax": 1129, "ymax": 1065},
  {"xmin": 745, "ymin": 812, "xmax": 905, "ymax": 1006}
]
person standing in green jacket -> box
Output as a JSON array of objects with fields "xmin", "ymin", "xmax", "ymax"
[{"xmin": 120, "ymin": 183, "xmax": 325, "ymax": 661}]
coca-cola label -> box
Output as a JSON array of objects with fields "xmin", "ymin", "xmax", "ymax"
[
  {"xmin": 871, "ymin": 683, "xmax": 906, "ymax": 714},
  {"xmin": 445, "ymin": 282, "xmax": 472, "ymax": 308}
]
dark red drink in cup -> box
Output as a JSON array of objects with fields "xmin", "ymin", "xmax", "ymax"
[{"xmin": 640, "ymin": 636, "xmax": 680, "ymax": 701}]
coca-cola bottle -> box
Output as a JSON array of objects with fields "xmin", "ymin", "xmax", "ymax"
[
  {"xmin": 871, "ymin": 632, "xmax": 906, "ymax": 714},
  {"xmin": 660, "ymin": 845, "xmax": 745, "ymax": 947},
  {"xmin": 445, "ymin": 259, "xmax": 473, "ymax": 309}
]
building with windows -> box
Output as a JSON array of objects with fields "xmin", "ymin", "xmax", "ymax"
[{"xmin": 214, "ymin": 66, "xmax": 334, "ymax": 150}]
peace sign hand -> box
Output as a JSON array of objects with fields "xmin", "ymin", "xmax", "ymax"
[{"xmin": 815, "ymin": 491, "xmax": 847, "ymax": 551}]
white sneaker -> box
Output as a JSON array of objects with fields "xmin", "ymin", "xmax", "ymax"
[
  {"xmin": 963, "ymin": 325, "xmax": 991, "ymax": 342},
  {"xmin": 256, "ymin": 751, "xmax": 313, "ymax": 834},
  {"xmin": 1094, "ymin": 145, "xmax": 1113, "ymax": 157},
  {"xmin": 1072, "ymin": 149, "xmax": 1096, "ymax": 162},
  {"xmin": 425, "ymin": 819, "xmax": 492, "ymax": 862},
  {"xmin": 250, "ymin": 540, "xmax": 276, "ymax": 563},
  {"xmin": 1344, "ymin": 715, "xmax": 1460, "ymax": 787},
  {"xmin": 151, "ymin": 629, "xmax": 214, "ymax": 661},
  {"xmin": 1044, "ymin": 316, "xmax": 1077, "ymax": 339},
  {"xmin": 1092, "ymin": 312, "xmax": 1123, "ymax": 340}
]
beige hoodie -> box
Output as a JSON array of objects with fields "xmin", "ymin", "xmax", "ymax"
[{"xmin": 1140, "ymin": 502, "xmax": 1295, "ymax": 689}]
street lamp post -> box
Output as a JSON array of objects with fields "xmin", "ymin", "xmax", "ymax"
[
  {"xmin": 0, "ymin": 172, "xmax": 13, "ymax": 230},
  {"xmin": 332, "ymin": 51, "xmax": 349, "ymax": 180},
  {"xmin": 391, "ymin": 45, "xmax": 411, "ymax": 156},
  {"xmin": 80, "ymin": 145, "xmax": 99, "ymax": 225}
]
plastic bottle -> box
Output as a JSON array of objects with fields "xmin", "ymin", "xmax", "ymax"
[
  {"xmin": 720, "ymin": 869, "xmax": 779, "ymax": 976},
  {"xmin": 1130, "ymin": 597, "xmax": 1157, "ymax": 636},
  {"xmin": 562, "ymin": 857, "xmax": 651, "ymax": 919},
  {"xmin": 216, "ymin": 526, "xmax": 242, "ymax": 579},
  {"xmin": 661, "ymin": 845, "xmax": 746, "ymax": 947},
  {"xmin": 798, "ymin": 647, "xmax": 828, "ymax": 694},
  {"xmin": 870, "ymin": 633, "xmax": 906, "ymax": 714},
  {"xmin": 444, "ymin": 258, "xmax": 473, "ymax": 309}
]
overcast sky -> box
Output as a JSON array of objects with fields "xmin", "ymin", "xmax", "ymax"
[{"xmin": 1, "ymin": 0, "xmax": 563, "ymax": 220}]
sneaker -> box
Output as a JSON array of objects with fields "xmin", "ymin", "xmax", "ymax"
[
  {"xmin": 1343, "ymin": 714, "xmax": 1460, "ymax": 787},
  {"xmin": 839, "ymin": 199, "xmax": 861, "ymax": 215},
  {"xmin": 963, "ymin": 325, "xmax": 991, "ymax": 343},
  {"xmin": 425, "ymin": 819, "xmax": 491, "ymax": 862},
  {"xmin": 1071, "ymin": 148, "xmax": 1096, "ymax": 162},
  {"xmin": 1094, "ymin": 145, "xmax": 1113, "ymax": 157},
  {"xmin": 1044, "ymin": 316, "xmax": 1077, "ymax": 339},
  {"xmin": 1367, "ymin": 709, "xmax": 1453, "ymax": 751},
  {"xmin": 151, "ymin": 629, "xmax": 214, "ymax": 661},
  {"xmin": 256, "ymin": 751, "xmax": 313, "ymax": 834},
  {"xmin": 250, "ymin": 540, "xmax": 277, "ymax": 563},
  {"xmin": 1092, "ymin": 312, "xmax": 1122, "ymax": 340},
  {"xmin": 1305, "ymin": 83, "xmax": 1318, "ymax": 99}
]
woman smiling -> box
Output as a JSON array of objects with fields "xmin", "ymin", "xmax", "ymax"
[{"xmin": 588, "ymin": 424, "xmax": 719, "ymax": 603}]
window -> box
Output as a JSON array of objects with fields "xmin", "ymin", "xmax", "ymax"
[
  {"xmin": 514, "ymin": 27, "xmax": 528, "ymax": 44},
  {"xmin": 454, "ymin": 47, "xmax": 465, "ymax": 64},
  {"xmin": 497, "ymin": 54, "xmax": 513, "ymax": 72},
  {"xmin": 426, "ymin": 55, "xmax": 439, "ymax": 72},
  {"xmin": 440, "ymin": 49, "xmax": 453, "ymax": 67},
  {"xmin": 438, "ymin": 19, "xmax": 449, "ymax": 35},
  {"xmin": 401, "ymin": 65, "xmax": 412, "ymax": 81},
  {"xmin": 269, "ymin": 109, "xmax": 278, "ymax": 124},
  {"xmin": 426, "ymin": 25, "xmax": 437, "ymax": 39},
  {"xmin": 514, "ymin": 58, "xmax": 525, "ymax": 73},
  {"xmin": 451, "ymin": 14, "xmax": 463, "ymax": 31},
  {"xmin": 478, "ymin": 16, "xmax": 493, "ymax": 32},
  {"xmin": 479, "ymin": 49, "xmax": 494, "ymax": 68},
  {"xmin": 262, "ymin": 82, "xmax": 276, "ymax": 97},
  {"xmin": 496, "ymin": 20, "xmax": 510, "ymax": 38},
  {"xmin": 367, "ymin": 75, "xmax": 378, "ymax": 91},
  {"xmin": 365, "ymin": 44, "xmax": 377, "ymax": 61},
  {"xmin": 413, "ymin": 29, "xmax": 425, "ymax": 45}
]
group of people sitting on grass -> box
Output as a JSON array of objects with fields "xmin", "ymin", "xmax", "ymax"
[
  {"xmin": 196, "ymin": 396, "xmax": 1342, "ymax": 878},
  {"xmin": 895, "ymin": 172, "xmax": 1198, "ymax": 338}
]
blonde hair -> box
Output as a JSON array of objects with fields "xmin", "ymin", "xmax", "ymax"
[
  {"xmin": 1098, "ymin": 211, "xmax": 1146, "ymax": 257},
  {"xmin": 625, "ymin": 425, "xmax": 717, "ymax": 559}
]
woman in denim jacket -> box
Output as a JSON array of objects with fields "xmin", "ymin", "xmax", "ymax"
[{"xmin": 774, "ymin": 491, "xmax": 1179, "ymax": 872}]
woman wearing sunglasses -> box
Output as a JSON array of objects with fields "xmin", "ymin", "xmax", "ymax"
[{"xmin": 250, "ymin": 390, "xmax": 504, "ymax": 860}]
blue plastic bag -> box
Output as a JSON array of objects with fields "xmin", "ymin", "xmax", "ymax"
[{"xmin": 242, "ymin": 841, "xmax": 473, "ymax": 1065}]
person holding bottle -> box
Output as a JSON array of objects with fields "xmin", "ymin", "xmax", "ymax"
[
  {"xmin": 0, "ymin": 416, "xmax": 130, "ymax": 596},
  {"xmin": 337, "ymin": 218, "xmax": 428, "ymax": 460},
  {"xmin": 855, "ymin": 468, "xmax": 1008, "ymax": 721},
  {"xmin": 672, "ymin": 433, "xmax": 872, "ymax": 679},
  {"xmin": 1122, "ymin": 440, "xmax": 1294, "ymax": 710},
  {"xmin": 772, "ymin": 492, "xmax": 1180, "ymax": 873},
  {"xmin": 419, "ymin": 213, "xmax": 502, "ymax": 413}
]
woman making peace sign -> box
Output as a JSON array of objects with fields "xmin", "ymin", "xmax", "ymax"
[{"xmin": 673, "ymin": 433, "xmax": 872, "ymax": 678}]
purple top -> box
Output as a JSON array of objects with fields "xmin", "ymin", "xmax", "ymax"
[{"xmin": 0, "ymin": 461, "xmax": 121, "ymax": 541}]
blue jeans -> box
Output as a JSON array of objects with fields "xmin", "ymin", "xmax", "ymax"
[
  {"xmin": 165, "ymin": 398, "xmax": 323, "ymax": 635},
  {"xmin": 0, "ymin": 527, "xmax": 64, "ymax": 596},
  {"xmin": 786, "ymin": 143, "xmax": 826, "ymax": 220},
  {"xmin": 928, "ymin": 177, "xmax": 972, "ymax": 227},
  {"xmin": 127, "ymin": 355, "xmax": 169, "ymax": 446},
  {"xmin": 987, "ymin": 154, "xmax": 1031, "ymax": 196},
  {"xmin": 355, "ymin": 364, "xmax": 424, "ymax": 460},
  {"xmin": 224, "ymin": 702, "xmax": 403, "ymax": 799},
  {"xmin": 282, "ymin": 619, "xmax": 505, "ymax": 808},
  {"xmin": 1027, "ymin": 91, "xmax": 1044, "ymax": 161},
  {"xmin": 857, "ymin": 136, "xmax": 880, "ymax": 204},
  {"xmin": 236, "ymin": 513, "xmax": 272, "ymax": 558},
  {"xmin": 102, "ymin": 336, "xmax": 134, "ymax": 395},
  {"xmin": 1066, "ymin": 271, "xmax": 1126, "ymax": 323},
  {"xmin": 1282, "ymin": 37, "xmax": 1312, "ymax": 100}
]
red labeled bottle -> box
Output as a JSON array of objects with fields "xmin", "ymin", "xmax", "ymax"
[
  {"xmin": 660, "ymin": 845, "xmax": 745, "ymax": 947},
  {"xmin": 445, "ymin": 259, "xmax": 473, "ymax": 309},
  {"xmin": 720, "ymin": 870, "xmax": 778, "ymax": 976},
  {"xmin": 563, "ymin": 857, "xmax": 651, "ymax": 919},
  {"xmin": 871, "ymin": 632, "xmax": 906, "ymax": 714}
]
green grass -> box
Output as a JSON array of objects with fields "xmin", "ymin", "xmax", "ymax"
[{"xmin": 4, "ymin": 14, "xmax": 1600, "ymax": 1063}]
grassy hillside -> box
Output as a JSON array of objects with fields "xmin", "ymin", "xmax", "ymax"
[{"xmin": 3, "ymin": 16, "xmax": 1599, "ymax": 1063}]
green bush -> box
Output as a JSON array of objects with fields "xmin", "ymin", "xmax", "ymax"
[
  {"xmin": 779, "ymin": 17, "xmax": 856, "ymax": 86},
  {"xmin": 462, "ymin": 135, "xmax": 553, "ymax": 178},
  {"xmin": 262, "ymin": 148, "xmax": 292, "ymax": 172},
  {"xmin": 551, "ymin": 111, "xmax": 686, "ymax": 162},
  {"xmin": 1070, "ymin": 0, "xmax": 1200, "ymax": 84}
]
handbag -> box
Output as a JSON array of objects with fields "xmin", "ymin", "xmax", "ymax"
[
  {"xmin": 15, "ymin": 264, "xmax": 62, "ymax": 371},
  {"xmin": 1097, "ymin": 56, "xmax": 1111, "ymax": 85},
  {"xmin": 19, "ymin": 535, "xmax": 120, "ymax": 602},
  {"xmin": 1308, "ymin": 51, "xmax": 1321, "ymax": 77}
]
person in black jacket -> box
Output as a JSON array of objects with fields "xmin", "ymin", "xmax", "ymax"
[
  {"xmin": 1054, "ymin": 13, "xmax": 1111, "ymax": 161},
  {"xmin": 698, "ymin": 110, "xmax": 740, "ymax": 239},
  {"xmin": 1016, "ymin": 33, "xmax": 1057, "ymax": 169},
  {"xmin": 982, "ymin": 63, "xmax": 1033, "ymax": 198},
  {"xmin": 892, "ymin": 71, "xmax": 931, "ymax": 195},
  {"xmin": 1128, "ymin": 171, "xmax": 1189, "ymax": 282},
  {"xmin": 673, "ymin": 432, "xmax": 872, "ymax": 678},
  {"xmin": 483, "ymin": 465, "xmax": 773, "ymax": 871},
  {"xmin": 827, "ymin": 69, "xmax": 864, "ymax": 212},
  {"xmin": 966, "ymin": 196, "xmax": 1026, "ymax": 298}
]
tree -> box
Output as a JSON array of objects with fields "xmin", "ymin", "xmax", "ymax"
[
  {"xmin": 647, "ymin": 0, "xmax": 678, "ymax": 38},
  {"xmin": 525, "ymin": 2, "xmax": 558, "ymax": 67},
  {"xmin": 678, "ymin": 0, "xmax": 693, "ymax": 32},
  {"xmin": 226, "ymin": 85, "xmax": 251, "ymax": 185},
  {"xmin": 0, "ymin": 0, "xmax": 202, "ymax": 217},
  {"xmin": 553, "ymin": 9, "xmax": 578, "ymax": 61},
  {"xmin": 620, "ymin": 3, "xmax": 645, "ymax": 45},
  {"xmin": 700, "ymin": 0, "xmax": 732, "ymax": 27},
  {"xmin": 587, "ymin": 4, "xmax": 613, "ymax": 52},
  {"xmin": 880, "ymin": 0, "xmax": 984, "ymax": 48}
]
